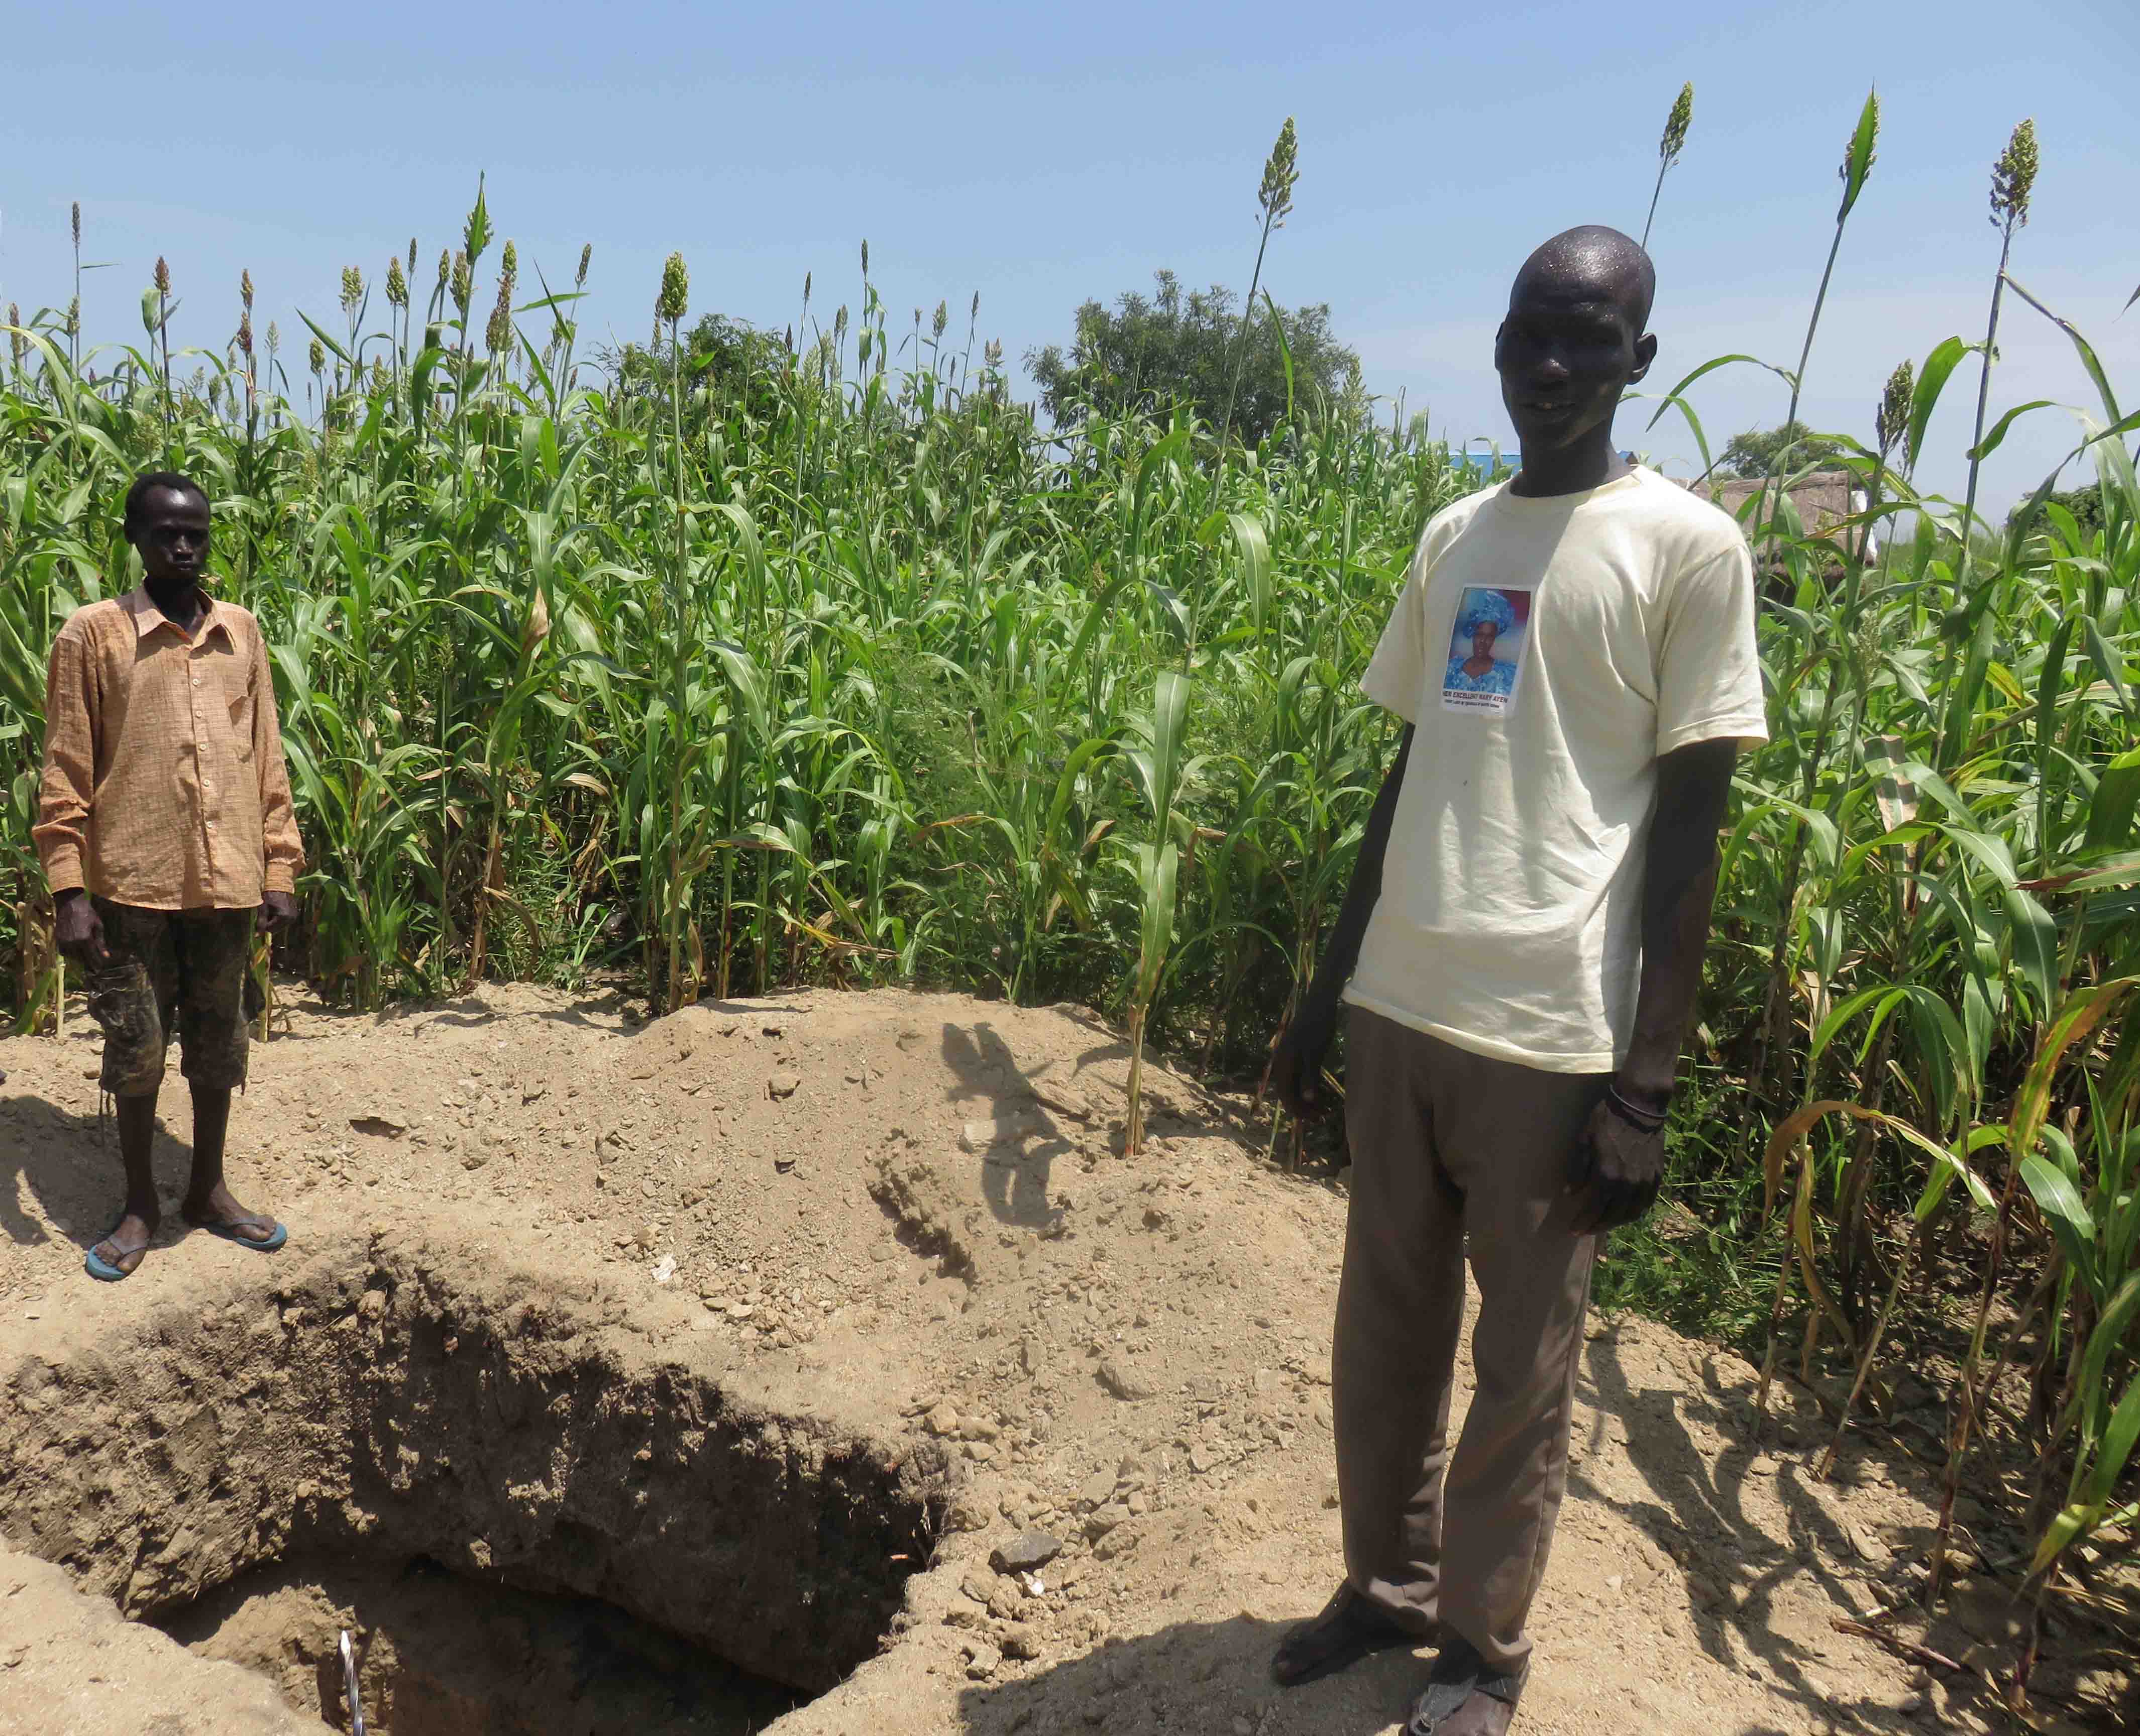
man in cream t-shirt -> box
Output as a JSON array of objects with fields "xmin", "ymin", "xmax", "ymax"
[{"xmin": 1267, "ymin": 227, "xmax": 1766, "ymax": 1734}]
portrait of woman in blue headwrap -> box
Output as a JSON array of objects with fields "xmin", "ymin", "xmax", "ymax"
[{"xmin": 1443, "ymin": 587, "xmax": 1522, "ymax": 699}]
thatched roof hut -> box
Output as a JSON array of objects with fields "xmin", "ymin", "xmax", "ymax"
[{"xmin": 1679, "ymin": 472, "xmax": 1874, "ymax": 576}]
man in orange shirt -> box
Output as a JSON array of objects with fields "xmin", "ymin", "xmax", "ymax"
[{"xmin": 35, "ymin": 471, "xmax": 303, "ymax": 1281}]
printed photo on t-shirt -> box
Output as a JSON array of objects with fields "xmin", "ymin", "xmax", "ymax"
[{"xmin": 1441, "ymin": 586, "xmax": 1531, "ymax": 712}]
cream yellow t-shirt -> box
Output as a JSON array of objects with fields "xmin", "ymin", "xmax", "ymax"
[{"xmin": 1344, "ymin": 467, "xmax": 1767, "ymax": 1072}]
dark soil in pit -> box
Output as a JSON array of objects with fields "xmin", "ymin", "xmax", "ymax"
[
  {"xmin": 154, "ymin": 1553, "xmax": 801, "ymax": 1735},
  {"xmin": 0, "ymin": 1225, "xmax": 949, "ymax": 1732}
]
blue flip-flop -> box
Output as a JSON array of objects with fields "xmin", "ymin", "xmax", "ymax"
[
  {"xmin": 84, "ymin": 1226, "xmax": 152, "ymax": 1283},
  {"xmin": 185, "ymin": 1212, "xmax": 288, "ymax": 1253}
]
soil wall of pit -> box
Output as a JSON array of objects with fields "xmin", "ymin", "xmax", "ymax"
[{"xmin": 0, "ymin": 1228, "xmax": 948, "ymax": 1696}]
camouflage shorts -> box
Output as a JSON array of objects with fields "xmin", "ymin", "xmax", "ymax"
[{"xmin": 83, "ymin": 902, "xmax": 259, "ymax": 1097}]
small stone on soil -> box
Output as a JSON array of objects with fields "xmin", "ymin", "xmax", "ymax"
[
  {"xmin": 990, "ymin": 1531, "xmax": 1063, "ymax": 1575},
  {"xmin": 1097, "ymin": 1356, "xmax": 1158, "ymax": 1401}
]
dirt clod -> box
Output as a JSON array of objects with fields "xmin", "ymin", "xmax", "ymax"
[{"xmin": 990, "ymin": 1532, "xmax": 1062, "ymax": 1576}]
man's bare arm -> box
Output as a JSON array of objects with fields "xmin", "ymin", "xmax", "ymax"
[
  {"xmin": 1568, "ymin": 735, "xmax": 1737, "ymax": 1233},
  {"xmin": 1268, "ymin": 723, "xmax": 1413, "ymax": 1119}
]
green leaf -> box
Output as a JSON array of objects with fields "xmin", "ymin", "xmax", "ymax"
[
  {"xmin": 1837, "ymin": 87, "xmax": 1880, "ymax": 220},
  {"xmin": 296, "ymin": 310, "xmax": 356, "ymax": 371},
  {"xmin": 2082, "ymin": 1369, "xmax": 2140, "ymax": 1508},
  {"xmin": 2002, "ymin": 886, "xmax": 2061, "ymax": 1010},
  {"xmin": 1643, "ymin": 355, "xmax": 1788, "ymax": 432},
  {"xmin": 2083, "ymin": 747, "xmax": 2140, "ymax": 853},
  {"xmin": 2077, "ymin": 1273, "xmax": 2140, "ymax": 1448},
  {"xmin": 2004, "ymin": 274, "xmax": 2122, "ymax": 425},
  {"xmin": 1229, "ymin": 512, "xmax": 1273, "ymax": 639},
  {"xmin": 1907, "ymin": 337, "xmax": 1970, "ymax": 472},
  {"xmin": 2019, "ymin": 1153, "xmax": 2096, "ymax": 1289},
  {"xmin": 1966, "ymin": 399, "xmax": 2058, "ymax": 461},
  {"xmin": 2084, "ymin": 615, "xmax": 2136, "ymax": 720},
  {"xmin": 1261, "ymin": 290, "xmax": 1294, "ymax": 427}
]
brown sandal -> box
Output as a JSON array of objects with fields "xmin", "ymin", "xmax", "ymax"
[
  {"xmin": 1406, "ymin": 1637, "xmax": 1526, "ymax": 1734},
  {"xmin": 1271, "ymin": 1584, "xmax": 1426, "ymax": 1687}
]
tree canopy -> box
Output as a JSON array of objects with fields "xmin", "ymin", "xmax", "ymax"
[
  {"xmin": 604, "ymin": 311, "xmax": 792, "ymax": 418},
  {"xmin": 1716, "ymin": 419, "xmax": 1850, "ymax": 477},
  {"xmin": 1026, "ymin": 271, "xmax": 1362, "ymax": 448}
]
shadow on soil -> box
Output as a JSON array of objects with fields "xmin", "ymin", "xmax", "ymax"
[
  {"xmin": 1577, "ymin": 1333, "xmax": 1959, "ymax": 1735},
  {"xmin": 940, "ymin": 1020, "xmax": 1075, "ymax": 1230},
  {"xmin": 954, "ymin": 1613, "xmax": 1430, "ymax": 1736},
  {"xmin": 0, "ymin": 1089, "xmax": 205, "ymax": 1260}
]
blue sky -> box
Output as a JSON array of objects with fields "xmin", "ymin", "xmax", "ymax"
[{"xmin": 5, "ymin": 0, "xmax": 2135, "ymax": 512}]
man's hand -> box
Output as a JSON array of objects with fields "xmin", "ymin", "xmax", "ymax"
[
  {"xmin": 53, "ymin": 891, "xmax": 109, "ymax": 967},
  {"xmin": 257, "ymin": 890, "xmax": 298, "ymax": 936},
  {"xmin": 1269, "ymin": 1002, "xmax": 1339, "ymax": 1122},
  {"xmin": 1566, "ymin": 1093, "xmax": 1666, "ymax": 1235}
]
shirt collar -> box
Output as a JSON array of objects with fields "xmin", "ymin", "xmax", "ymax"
[{"xmin": 120, "ymin": 584, "xmax": 235, "ymax": 647}]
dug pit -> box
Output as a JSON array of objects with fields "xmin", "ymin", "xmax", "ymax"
[{"xmin": 0, "ymin": 1224, "xmax": 949, "ymax": 1733}]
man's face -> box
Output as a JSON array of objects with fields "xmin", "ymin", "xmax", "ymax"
[
  {"xmin": 1493, "ymin": 271, "xmax": 1656, "ymax": 456},
  {"xmin": 132, "ymin": 488, "xmax": 211, "ymax": 590}
]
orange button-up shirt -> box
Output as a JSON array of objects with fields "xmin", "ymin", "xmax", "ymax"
[{"xmin": 34, "ymin": 586, "xmax": 303, "ymax": 910}]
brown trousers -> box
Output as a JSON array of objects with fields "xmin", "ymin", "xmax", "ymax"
[{"xmin": 1333, "ymin": 1009, "xmax": 1604, "ymax": 1681}]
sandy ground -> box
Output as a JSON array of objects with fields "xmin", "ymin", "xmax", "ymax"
[{"xmin": 0, "ymin": 983, "xmax": 2129, "ymax": 1735}]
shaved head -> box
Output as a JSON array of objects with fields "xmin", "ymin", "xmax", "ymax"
[
  {"xmin": 1511, "ymin": 226, "xmax": 1655, "ymax": 333},
  {"xmin": 1494, "ymin": 225, "xmax": 1660, "ymax": 487}
]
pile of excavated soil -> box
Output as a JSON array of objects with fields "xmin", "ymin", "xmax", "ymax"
[{"xmin": 1, "ymin": 984, "xmax": 2129, "ymax": 1735}]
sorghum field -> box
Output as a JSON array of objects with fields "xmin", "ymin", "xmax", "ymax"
[{"xmin": 2, "ymin": 97, "xmax": 2134, "ymax": 1665}]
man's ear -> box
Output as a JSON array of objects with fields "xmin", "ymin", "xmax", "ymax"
[{"xmin": 1628, "ymin": 332, "xmax": 1658, "ymax": 386}]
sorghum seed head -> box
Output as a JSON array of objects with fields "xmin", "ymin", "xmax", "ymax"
[
  {"xmin": 656, "ymin": 252, "xmax": 688, "ymax": 325},
  {"xmin": 1876, "ymin": 359, "xmax": 1914, "ymax": 458},
  {"xmin": 238, "ymin": 311, "xmax": 254, "ymax": 357},
  {"xmin": 487, "ymin": 278, "xmax": 514, "ymax": 354},
  {"xmin": 501, "ymin": 240, "xmax": 518, "ymax": 287},
  {"xmin": 407, "ymin": 237, "xmax": 418, "ymax": 274},
  {"xmin": 803, "ymin": 271, "xmax": 812, "ymax": 306},
  {"xmin": 67, "ymin": 297, "xmax": 79, "ymax": 337},
  {"xmin": 1991, "ymin": 118, "xmax": 2038, "ymax": 229},
  {"xmin": 451, "ymin": 251, "xmax": 473, "ymax": 316},
  {"xmin": 576, "ymin": 244, "xmax": 592, "ymax": 288},
  {"xmin": 71, "ymin": 202, "xmax": 81, "ymax": 248},
  {"xmin": 1660, "ymin": 82, "xmax": 1693, "ymax": 167},
  {"xmin": 985, "ymin": 338, "xmax": 1002, "ymax": 369},
  {"xmin": 385, "ymin": 256, "xmax": 408, "ymax": 308},
  {"xmin": 436, "ymin": 248, "xmax": 451, "ymax": 293},
  {"xmin": 971, "ymin": 290, "xmax": 980, "ymax": 322},
  {"xmin": 1258, "ymin": 117, "xmax": 1300, "ymax": 227},
  {"xmin": 266, "ymin": 319, "xmax": 279, "ymax": 356},
  {"xmin": 154, "ymin": 256, "xmax": 171, "ymax": 295},
  {"xmin": 241, "ymin": 269, "xmax": 254, "ymax": 311},
  {"xmin": 308, "ymin": 336, "xmax": 325, "ymax": 374},
  {"xmin": 341, "ymin": 266, "xmax": 364, "ymax": 317},
  {"xmin": 933, "ymin": 300, "xmax": 948, "ymax": 341}
]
